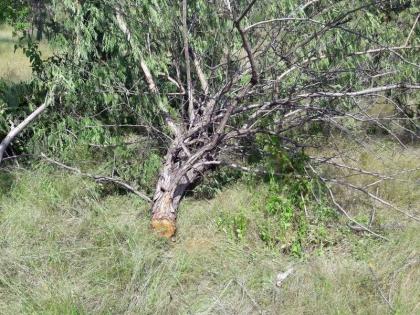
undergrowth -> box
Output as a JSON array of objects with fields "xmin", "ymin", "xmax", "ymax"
[{"xmin": 215, "ymin": 177, "xmax": 340, "ymax": 257}]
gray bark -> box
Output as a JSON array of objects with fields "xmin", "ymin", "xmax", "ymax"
[
  {"xmin": 151, "ymin": 141, "xmax": 203, "ymax": 237},
  {"xmin": 0, "ymin": 92, "xmax": 52, "ymax": 164}
]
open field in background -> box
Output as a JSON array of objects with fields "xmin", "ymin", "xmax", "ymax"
[
  {"xmin": 0, "ymin": 23, "xmax": 419, "ymax": 315},
  {"xmin": 0, "ymin": 25, "xmax": 50, "ymax": 82}
]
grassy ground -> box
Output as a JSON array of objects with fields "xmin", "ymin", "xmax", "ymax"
[
  {"xmin": 0, "ymin": 25, "xmax": 50, "ymax": 82},
  {"xmin": 0, "ymin": 162, "xmax": 419, "ymax": 314},
  {"xmin": 0, "ymin": 23, "xmax": 419, "ymax": 315}
]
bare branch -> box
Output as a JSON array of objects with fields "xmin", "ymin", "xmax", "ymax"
[
  {"xmin": 191, "ymin": 50, "xmax": 209, "ymax": 95},
  {"xmin": 235, "ymin": 0, "xmax": 258, "ymax": 24},
  {"xmin": 115, "ymin": 9, "xmax": 158, "ymax": 94},
  {"xmin": 244, "ymin": 17, "xmax": 321, "ymax": 32},
  {"xmin": 298, "ymin": 84, "xmax": 420, "ymax": 98},
  {"xmin": 369, "ymin": 266, "xmax": 395, "ymax": 312},
  {"xmin": 404, "ymin": 14, "xmax": 419, "ymax": 47},
  {"xmin": 311, "ymin": 158, "xmax": 393, "ymax": 180},
  {"xmin": 232, "ymin": 0, "xmax": 260, "ymax": 84},
  {"xmin": 140, "ymin": 59, "xmax": 158, "ymax": 93},
  {"xmin": 325, "ymin": 178, "xmax": 420, "ymax": 222},
  {"xmin": 0, "ymin": 90, "xmax": 54, "ymax": 165},
  {"xmin": 192, "ymin": 160, "xmax": 282, "ymax": 176},
  {"xmin": 308, "ymin": 164, "xmax": 389, "ymax": 241},
  {"xmin": 182, "ymin": 0, "xmax": 195, "ymax": 122},
  {"xmin": 40, "ymin": 153, "xmax": 152, "ymax": 203}
]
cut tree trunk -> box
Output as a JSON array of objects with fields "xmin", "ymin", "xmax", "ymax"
[
  {"xmin": 151, "ymin": 144, "xmax": 202, "ymax": 238},
  {"xmin": 151, "ymin": 170, "xmax": 198, "ymax": 238},
  {"xmin": 151, "ymin": 189, "xmax": 178, "ymax": 238}
]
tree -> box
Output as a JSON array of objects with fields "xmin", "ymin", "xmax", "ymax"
[{"xmin": 1, "ymin": 0, "xmax": 419, "ymax": 237}]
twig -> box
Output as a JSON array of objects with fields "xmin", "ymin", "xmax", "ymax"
[
  {"xmin": 301, "ymin": 192, "xmax": 308, "ymax": 218},
  {"xmin": 404, "ymin": 14, "xmax": 419, "ymax": 47},
  {"xmin": 235, "ymin": 0, "xmax": 258, "ymax": 24},
  {"xmin": 40, "ymin": 153, "xmax": 152, "ymax": 203},
  {"xmin": 325, "ymin": 178, "xmax": 420, "ymax": 222},
  {"xmin": 310, "ymin": 157, "xmax": 393, "ymax": 180},
  {"xmin": 298, "ymin": 84, "xmax": 420, "ymax": 98},
  {"xmin": 369, "ymin": 187, "xmax": 378, "ymax": 228},
  {"xmin": 244, "ymin": 17, "xmax": 321, "ymax": 33},
  {"xmin": 387, "ymin": 253, "xmax": 419, "ymax": 304},
  {"xmin": 368, "ymin": 265, "xmax": 395, "ymax": 312},
  {"xmin": 234, "ymin": 279, "xmax": 262, "ymax": 314},
  {"xmin": 234, "ymin": 0, "xmax": 259, "ymax": 85},
  {"xmin": 205, "ymin": 279, "xmax": 233, "ymax": 314},
  {"xmin": 327, "ymin": 185, "xmax": 388, "ymax": 241},
  {"xmin": 235, "ymin": 23, "xmax": 259, "ymax": 84},
  {"xmin": 0, "ymin": 153, "xmax": 33, "ymax": 162},
  {"xmin": 308, "ymin": 164, "xmax": 389, "ymax": 241}
]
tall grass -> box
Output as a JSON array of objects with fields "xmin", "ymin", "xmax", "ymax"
[{"xmin": 0, "ymin": 162, "xmax": 418, "ymax": 314}]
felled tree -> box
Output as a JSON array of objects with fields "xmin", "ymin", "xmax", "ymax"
[{"xmin": 1, "ymin": 0, "xmax": 419, "ymax": 237}]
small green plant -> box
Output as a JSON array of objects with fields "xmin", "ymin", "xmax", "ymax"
[
  {"xmin": 256, "ymin": 179, "xmax": 307, "ymax": 256},
  {"xmin": 216, "ymin": 212, "xmax": 248, "ymax": 241},
  {"xmin": 248, "ymin": 153, "xmax": 340, "ymax": 256},
  {"xmin": 312, "ymin": 203, "xmax": 338, "ymax": 223}
]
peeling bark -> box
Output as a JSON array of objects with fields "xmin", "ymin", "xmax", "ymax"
[
  {"xmin": 151, "ymin": 170, "xmax": 194, "ymax": 238},
  {"xmin": 150, "ymin": 137, "xmax": 210, "ymax": 237}
]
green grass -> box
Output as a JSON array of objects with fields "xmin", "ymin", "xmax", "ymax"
[{"xmin": 0, "ymin": 163, "xmax": 418, "ymax": 314}]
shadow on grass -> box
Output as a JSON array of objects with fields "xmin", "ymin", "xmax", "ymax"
[
  {"xmin": 0, "ymin": 171, "xmax": 15, "ymax": 195},
  {"xmin": 0, "ymin": 37, "xmax": 17, "ymax": 44}
]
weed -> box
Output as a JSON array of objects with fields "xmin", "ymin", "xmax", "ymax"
[{"xmin": 216, "ymin": 212, "xmax": 248, "ymax": 241}]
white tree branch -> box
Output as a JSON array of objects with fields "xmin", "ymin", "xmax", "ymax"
[{"xmin": 0, "ymin": 90, "xmax": 53, "ymax": 164}]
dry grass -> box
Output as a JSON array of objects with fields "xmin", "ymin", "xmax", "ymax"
[
  {"xmin": 0, "ymin": 24, "xmax": 51, "ymax": 82},
  {"xmin": 0, "ymin": 161, "xmax": 418, "ymax": 314},
  {"xmin": 309, "ymin": 135, "xmax": 420, "ymax": 226}
]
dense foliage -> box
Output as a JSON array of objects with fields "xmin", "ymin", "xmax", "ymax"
[
  {"xmin": 4, "ymin": 1, "xmax": 417, "ymax": 142},
  {"xmin": 0, "ymin": 0, "xmax": 418, "ymax": 234}
]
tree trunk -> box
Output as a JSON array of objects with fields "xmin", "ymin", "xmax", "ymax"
[
  {"xmin": 151, "ymin": 189, "xmax": 178, "ymax": 238},
  {"xmin": 151, "ymin": 144, "xmax": 201, "ymax": 238}
]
